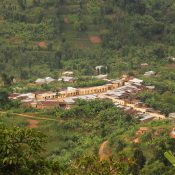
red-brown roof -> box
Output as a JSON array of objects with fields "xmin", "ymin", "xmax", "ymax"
[{"xmin": 37, "ymin": 101, "xmax": 60, "ymax": 107}]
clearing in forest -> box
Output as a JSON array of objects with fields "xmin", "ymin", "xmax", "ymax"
[
  {"xmin": 90, "ymin": 36, "xmax": 102, "ymax": 44},
  {"xmin": 27, "ymin": 119, "xmax": 39, "ymax": 129}
]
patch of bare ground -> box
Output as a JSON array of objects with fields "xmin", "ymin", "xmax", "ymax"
[
  {"xmin": 99, "ymin": 140, "xmax": 110, "ymax": 161},
  {"xmin": 27, "ymin": 119, "xmax": 39, "ymax": 129},
  {"xmin": 37, "ymin": 41, "xmax": 46, "ymax": 48},
  {"xmin": 90, "ymin": 36, "xmax": 102, "ymax": 44}
]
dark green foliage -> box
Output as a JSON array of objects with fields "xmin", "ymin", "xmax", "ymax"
[
  {"xmin": 129, "ymin": 148, "xmax": 146, "ymax": 175},
  {"xmin": 0, "ymin": 0, "xmax": 175, "ymax": 80},
  {"xmin": 0, "ymin": 123, "xmax": 47, "ymax": 175},
  {"xmin": 139, "ymin": 91, "xmax": 175, "ymax": 116}
]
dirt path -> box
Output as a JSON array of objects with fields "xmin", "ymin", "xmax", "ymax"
[
  {"xmin": 99, "ymin": 140, "xmax": 110, "ymax": 161},
  {"xmin": 0, "ymin": 111, "xmax": 58, "ymax": 122}
]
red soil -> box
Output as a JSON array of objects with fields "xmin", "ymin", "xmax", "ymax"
[
  {"xmin": 27, "ymin": 119, "xmax": 39, "ymax": 129},
  {"xmin": 37, "ymin": 41, "xmax": 46, "ymax": 48},
  {"xmin": 64, "ymin": 17, "xmax": 70, "ymax": 24},
  {"xmin": 99, "ymin": 140, "xmax": 110, "ymax": 161},
  {"xmin": 90, "ymin": 36, "xmax": 102, "ymax": 44}
]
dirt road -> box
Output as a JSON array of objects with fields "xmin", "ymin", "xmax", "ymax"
[
  {"xmin": 0, "ymin": 111, "xmax": 58, "ymax": 122},
  {"xmin": 99, "ymin": 140, "xmax": 110, "ymax": 161}
]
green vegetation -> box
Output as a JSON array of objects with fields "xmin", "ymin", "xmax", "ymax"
[
  {"xmin": 1, "ymin": 100, "xmax": 175, "ymax": 174},
  {"xmin": 1, "ymin": 0, "xmax": 175, "ymax": 80},
  {"xmin": 1, "ymin": 0, "xmax": 175, "ymax": 174}
]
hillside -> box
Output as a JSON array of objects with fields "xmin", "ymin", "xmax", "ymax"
[
  {"xmin": 1, "ymin": 1, "xmax": 175, "ymax": 175},
  {"xmin": 1, "ymin": 0, "xmax": 175, "ymax": 80}
]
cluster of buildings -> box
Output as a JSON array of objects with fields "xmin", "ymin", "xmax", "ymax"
[
  {"xmin": 35, "ymin": 71, "xmax": 75, "ymax": 85},
  {"xmin": 140, "ymin": 63, "xmax": 156, "ymax": 77},
  {"xmin": 9, "ymin": 75, "xmax": 167, "ymax": 122},
  {"xmin": 99, "ymin": 78, "xmax": 165, "ymax": 122},
  {"xmin": 9, "ymin": 78, "xmax": 123, "ymax": 109}
]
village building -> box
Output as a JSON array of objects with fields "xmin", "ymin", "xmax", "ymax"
[
  {"xmin": 58, "ymin": 76, "xmax": 75, "ymax": 83},
  {"xmin": 57, "ymin": 83, "xmax": 120, "ymax": 98},
  {"xmin": 35, "ymin": 78, "xmax": 45, "ymax": 85},
  {"xmin": 45, "ymin": 77, "xmax": 55, "ymax": 84},
  {"xmin": 35, "ymin": 91, "xmax": 57, "ymax": 100},
  {"xmin": 140, "ymin": 63, "xmax": 149, "ymax": 67},
  {"xmin": 139, "ymin": 114, "xmax": 155, "ymax": 123},
  {"xmin": 147, "ymin": 111, "xmax": 165, "ymax": 120},
  {"xmin": 9, "ymin": 75, "xmax": 167, "ymax": 123},
  {"xmin": 9, "ymin": 93, "xmax": 35, "ymax": 100},
  {"xmin": 169, "ymin": 113, "xmax": 175, "ymax": 118},
  {"xmin": 62, "ymin": 71, "xmax": 74, "ymax": 76},
  {"xmin": 35, "ymin": 77, "xmax": 55, "ymax": 85},
  {"xmin": 146, "ymin": 86, "xmax": 155, "ymax": 91},
  {"xmin": 63, "ymin": 98, "xmax": 76, "ymax": 109},
  {"xmin": 170, "ymin": 57, "xmax": 175, "ymax": 62},
  {"xmin": 144, "ymin": 71, "xmax": 156, "ymax": 77},
  {"xmin": 58, "ymin": 87, "xmax": 79, "ymax": 98},
  {"xmin": 35, "ymin": 100, "xmax": 61, "ymax": 109},
  {"xmin": 129, "ymin": 78, "xmax": 143, "ymax": 85},
  {"xmin": 8, "ymin": 93, "xmax": 21, "ymax": 100}
]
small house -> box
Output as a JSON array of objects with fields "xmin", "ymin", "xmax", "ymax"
[
  {"xmin": 35, "ymin": 77, "xmax": 55, "ymax": 85},
  {"xmin": 129, "ymin": 78, "xmax": 143, "ymax": 85},
  {"xmin": 58, "ymin": 76, "xmax": 75, "ymax": 83},
  {"xmin": 144, "ymin": 71, "xmax": 156, "ymax": 77},
  {"xmin": 36, "ymin": 100, "xmax": 61, "ymax": 109},
  {"xmin": 170, "ymin": 57, "xmax": 175, "ymax": 62},
  {"xmin": 45, "ymin": 77, "xmax": 55, "ymax": 84},
  {"xmin": 62, "ymin": 71, "xmax": 74, "ymax": 76},
  {"xmin": 35, "ymin": 78, "xmax": 45, "ymax": 85},
  {"xmin": 140, "ymin": 63, "xmax": 149, "ymax": 67},
  {"xmin": 169, "ymin": 113, "xmax": 175, "ymax": 118}
]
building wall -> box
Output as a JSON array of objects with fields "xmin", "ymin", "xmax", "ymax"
[
  {"xmin": 113, "ymin": 99, "xmax": 127, "ymax": 105},
  {"xmin": 36, "ymin": 104, "xmax": 60, "ymax": 109},
  {"xmin": 36, "ymin": 93, "xmax": 56, "ymax": 100},
  {"xmin": 147, "ymin": 112, "xmax": 165, "ymax": 119},
  {"xmin": 127, "ymin": 103, "xmax": 135, "ymax": 108},
  {"xmin": 57, "ymin": 82, "xmax": 121, "ymax": 98},
  {"xmin": 134, "ymin": 107, "xmax": 147, "ymax": 113}
]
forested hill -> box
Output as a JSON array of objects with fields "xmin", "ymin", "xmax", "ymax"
[{"xmin": 1, "ymin": 0, "xmax": 175, "ymax": 80}]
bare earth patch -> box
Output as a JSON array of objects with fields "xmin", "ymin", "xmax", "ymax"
[
  {"xmin": 90, "ymin": 36, "xmax": 102, "ymax": 44},
  {"xmin": 27, "ymin": 119, "xmax": 39, "ymax": 129},
  {"xmin": 37, "ymin": 41, "xmax": 46, "ymax": 48},
  {"xmin": 99, "ymin": 140, "xmax": 110, "ymax": 161},
  {"xmin": 64, "ymin": 17, "xmax": 70, "ymax": 24}
]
